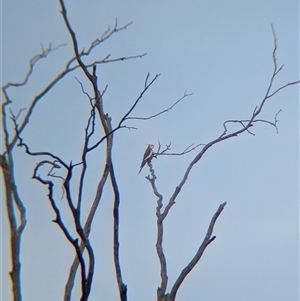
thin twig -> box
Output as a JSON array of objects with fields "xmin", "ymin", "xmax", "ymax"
[
  {"xmin": 3, "ymin": 43, "xmax": 66, "ymax": 88},
  {"xmin": 120, "ymin": 73, "xmax": 161, "ymax": 123},
  {"xmin": 127, "ymin": 91, "xmax": 192, "ymax": 121},
  {"xmin": 87, "ymin": 73, "xmax": 161, "ymax": 152}
]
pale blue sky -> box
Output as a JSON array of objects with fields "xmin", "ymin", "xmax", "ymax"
[{"xmin": 1, "ymin": 1, "xmax": 299, "ymax": 301}]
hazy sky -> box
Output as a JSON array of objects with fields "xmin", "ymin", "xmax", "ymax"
[{"xmin": 2, "ymin": 1, "xmax": 299, "ymax": 301}]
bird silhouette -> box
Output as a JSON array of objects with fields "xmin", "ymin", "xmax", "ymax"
[{"xmin": 138, "ymin": 144, "xmax": 154, "ymax": 174}]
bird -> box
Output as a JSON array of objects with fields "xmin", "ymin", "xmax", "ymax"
[{"xmin": 138, "ymin": 144, "xmax": 154, "ymax": 174}]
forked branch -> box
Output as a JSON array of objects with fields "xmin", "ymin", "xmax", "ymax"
[
  {"xmin": 164, "ymin": 24, "xmax": 300, "ymax": 218},
  {"xmin": 32, "ymin": 162, "xmax": 88, "ymax": 299},
  {"xmin": 146, "ymin": 163, "xmax": 168, "ymax": 298},
  {"xmin": 127, "ymin": 90, "xmax": 192, "ymax": 121},
  {"xmin": 144, "ymin": 24, "xmax": 299, "ymax": 301}
]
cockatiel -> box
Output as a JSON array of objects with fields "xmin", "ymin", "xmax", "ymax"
[{"xmin": 138, "ymin": 144, "xmax": 154, "ymax": 174}]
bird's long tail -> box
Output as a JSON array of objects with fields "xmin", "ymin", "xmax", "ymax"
[{"xmin": 138, "ymin": 161, "xmax": 146, "ymax": 175}]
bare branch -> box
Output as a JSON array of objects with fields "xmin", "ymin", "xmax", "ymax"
[
  {"xmin": 127, "ymin": 90, "xmax": 193, "ymax": 121},
  {"xmin": 3, "ymin": 63, "xmax": 78, "ymax": 150},
  {"xmin": 145, "ymin": 72, "xmax": 150, "ymax": 87},
  {"xmin": 120, "ymin": 73, "xmax": 161, "ymax": 123},
  {"xmin": 75, "ymin": 77, "xmax": 94, "ymax": 103},
  {"xmin": 2, "ymin": 12, "xmax": 145, "ymax": 154},
  {"xmin": 3, "ymin": 2, "xmax": 299, "ymax": 300},
  {"xmin": 16, "ymin": 133, "xmax": 68, "ymax": 170},
  {"xmin": 2, "ymin": 43, "xmax": 66, "ymax": 89},
  {"xmin": 74, "ymin": 78, "xmax": 98, "ymax": 211},
  {"xmin": 87, "ymin": 73, "xmax": 160, "ymax": 153},
  {"xmin": 255, "ymin": 24, "xmax": 298, "ymax": 116},
  {"xmin": 32, "ymin": 165, "xmax": 88, "ymax": 298},
  {"xmin": 110, "ymin": 161, "xmax": 127, "ymax": 301},
  {"xmin": 59, "ymin": 3, "xmax": 128, "ymax": 300},
  {"xmin": 64, "ymin": 19, "xmax": 139, "ymax": 70},
  {"xmin": 267, "ymin": 80, "xmax": 300, "ymax": 98},
  {"xmin": 63, "ymin": 165, "xmax": 95, "ymax": 301},
  {"xmin": 13, "ymin": 99, "xmax": 95, "ymax": 301},
  {"xmin": 59, "ymin": 0, "xmax": 94, "ymax": 83},
  {"xmin": 9, "ymin": 108, "xmax": 27, "ymax": 121},
  {"xmin": 84, "ymin": 19, "xmax": 133, "ymax": 55},
  {"xmin": 87, "ymin": 53, "xmax": 147, "ymax": 66},
  {"xmin": 271, "ymin": 23, "xmax": 279, "ymax": 73},
  {"xmin": 154, "ymin": 142, "xmax": 204, "ymax": 157},
  {"xmin": 1, "ymin": 151, "xmax": 27, "ymax": 301},
  {"xmin": 168, "ymin": 202, "xmax": 227, "ymax": 301},
  {"xmin": 64, "ymin": 164, "xmax": 110, "ymax": 301},
  {"xmin": 146, "ymin": 163, "xmax": 168, "ymax": 297},
  {"xmin": 160, "ymin": 24, "xmax": 299, "ymax": 218},
  {"xmin": 142, "ymin": 25, "xmax": 299, "ymax": 301}
]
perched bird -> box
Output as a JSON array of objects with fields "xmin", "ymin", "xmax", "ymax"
[{"xmin": 138, "ymin": 144, "xmax": 154, "ymax": 174}]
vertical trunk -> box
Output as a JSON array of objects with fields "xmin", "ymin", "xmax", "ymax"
[{"xmin": 1, "ymin": 154, "xmax": 27, "ymax": 301}]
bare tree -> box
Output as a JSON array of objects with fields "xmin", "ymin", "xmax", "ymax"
[{"xmin": 1, "ymin": 1, "xmax": 299, "ymax": 301}]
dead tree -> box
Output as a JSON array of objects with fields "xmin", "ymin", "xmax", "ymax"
[
  {"xmin": 1, "ymin": 0, "xmax": 299, "ymax": 300},
  {"xmin": 145, "ymin": 24, "xmax": 298, "ymax": 298}
]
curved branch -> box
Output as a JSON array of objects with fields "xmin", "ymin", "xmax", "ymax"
[
  {"xmin": 2, "ymin": 13, "xmax": 145, "ymax": 153},
  {"xmin": 127, "ymin": 90, "xmax": 192, "ymax": 121},
  {"xmin": 59, "ymin": 2, "xmax": 128, "ymax": 300},
  {"xmin": 32, "ymin": 164, "xmax": 88, "ymax": 298},
  {"xmin": 63, "ymin": 165, "xmax": 95, "ymax": 301},
  {"xmin": 64, "ymin": 163, "xmax": 110, "ymax": 301},
  {"xmin": 146, "ymin": 163, "xmax": 168, "ymax": 297},
  {"xmin": 168, "ymin": 202, "xmax": 227, "ymax": 301},
  {"xmin": 161, "ymin": 24, "xmax": 300, "ymax": 219},
  {"xmin": 2, "ymin": 43, "xmax": 66, "ymax": 89},
  {"xmin": 17, "ymin": 137, "xmax": 68, "ymax": 170},
  {"xmin": 110, "ymin": 161, "xmax": 127, "ymax": 301}
]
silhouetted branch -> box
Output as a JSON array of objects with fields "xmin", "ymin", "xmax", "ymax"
[
  {"xmin": 163, "ymin": 24, "xmax": 299, "ymax": 219},
  {"xmin": 83, "ymin": 19, "xmax": 133, "ymax": 55},
  {"xmin": 168, "ymin": 202, "xmax": 227, "ymax": 301},
  {"xmin": 59, "ymin": 6, "xmax": 108, "ymax": 293},
  {"xmin": 144, "ymin": 24, "xmax": 300, "ymax": 301},
  {"xmin": 63, "ymin": 164, "xmax": 95, "ymax": 301},
  {"xmin": 127, "ymin": 90, "xmax": 192, "ymax": 121},
  {"xmin": 120, "ymin": 73, "xmax": 161, "ymax": 123},
  {"xmin": 147, "ymin": 158, "xmax": 226, "ymax": 301},
  {"xmin": 15, "ymin": 122, "xmax": 95, "ymax": 301},
  {"xmin": 75, "ymin": 86, "xmax": 96, "ymax": 210},
  {"xmin": 146, "ymin": 163, "xmax": 168, "ymax": 298},
  {"xmin": 64, "ymin": 164, "xmax": 110, "ymax": 301},
  {"xmin": 221, "ymin": 109, "xmax": 281, "ymax": 136},
  {"xmin": 154, "ymin": 141, "xmax": 204, "ymax": 157},
  {"xmin": 110, "ymin": 161, "xmax": 127, "ymax": 301},
  {"xmin": 59, "ymin": 2, "xmax": 129, "ymax": 300},
  {"xmin": 0, "ymin": 150, "xmax": 27, "ymax": 301},
  {"xmin": 3, "ymin": 1, "xmax": 299, "ymax": 300},
  {"xmin": 10, "ymin": 111, "xmax": 68, "ymax": 170},
  {"xmin": 3, "ymin": 43, "xmax": 66, "ymax": 89},
  {"xmin": 3, "ymin": 9, "xmax": 144, "ymax": 295},
  {"xmin": 32, "ymin": 162, "xmax": 88, "ymax": 298},
  {"xmin": 65, "ymin": 19, "xmax": 146, "ymax": 70},
  {"xmin": 17, "ymin": 137, "xmax": 69, "ymax": 169},
  {"xmin": 1, "ymin": 10, "xmax": 145, "ymax": 154},
  {"xmin": 90, "ymin": 53, "xmax": 147, "ymax": 66},
  {"xmin": 87, "ymin": 73, "xmax": 160, "ymax": 153}
]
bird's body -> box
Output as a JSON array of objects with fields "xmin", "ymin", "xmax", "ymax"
[{"xmin": 138, "ymin": 144, "xmax": 154, "ymax": 174}]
